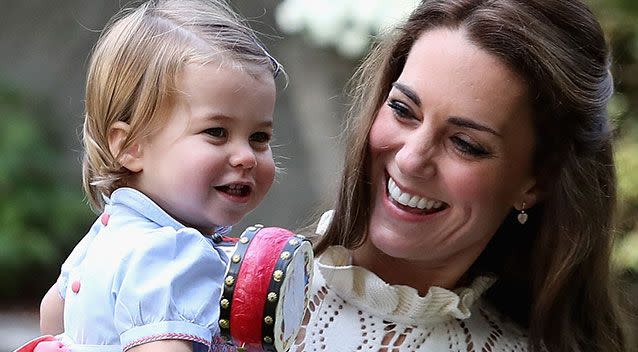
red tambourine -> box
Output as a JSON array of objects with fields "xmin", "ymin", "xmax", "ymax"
[{"xmin": 218, "ymin": 225, "xmax": 313, "ymax": 352}]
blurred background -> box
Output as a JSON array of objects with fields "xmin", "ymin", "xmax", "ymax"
[{"xmin": 0, "ymin": 0, "xmax": 636, "ymax": 350}]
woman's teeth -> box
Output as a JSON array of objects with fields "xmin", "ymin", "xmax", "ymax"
[{"xmin": 387, "ymin": 177, "xmax": 444, "ymax": 210}]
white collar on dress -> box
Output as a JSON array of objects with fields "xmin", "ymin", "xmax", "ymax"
[
  {"xmin": 316, "ymin": 245, "xmax": 496, "ymax": 326},
  {"xmin": 315, "ymin": 210, "xmax": 496, "ymax": 325}
]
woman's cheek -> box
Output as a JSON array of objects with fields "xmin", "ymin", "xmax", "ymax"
[
  {"xmin": 368, "ymin": 114, "xmax": 395, "ymax": 151},
  {"xmin": 446, "ymin": 163, "xmax": 506, "ymax": 204}
]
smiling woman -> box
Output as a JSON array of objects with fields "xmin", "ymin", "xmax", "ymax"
[
  {"xmin": 361, "ymin": 28, "xmax": 537, "ymax": 292},
  {"xmin": 291, "ymin": 0, "xmax": 630, "ymax": 351}
]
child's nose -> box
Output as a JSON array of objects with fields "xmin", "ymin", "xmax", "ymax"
[{"xmin": 229, "ymin": 143, "xmax": 257, "ymax": 169}]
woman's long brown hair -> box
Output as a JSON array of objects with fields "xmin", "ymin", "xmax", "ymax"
[{"xmin": 314, "ymin": 0, "xmax": 629, "ymax": 351}]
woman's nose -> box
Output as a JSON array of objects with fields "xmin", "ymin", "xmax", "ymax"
[
  {"xmin": 394, "ymin": 132, "xmax": 437, "ymax": 179},
  {"xmin": 229, "ymin": 143, "xmax": 257, "ymax": 169}
]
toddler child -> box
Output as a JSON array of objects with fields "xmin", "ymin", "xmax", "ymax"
[{"xmin": 31, "ymin": 0, "xmax": 283, "ymax": 351}]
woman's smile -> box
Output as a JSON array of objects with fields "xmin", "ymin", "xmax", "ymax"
[
  {"xmin": 386, "ymin": 173, "xmax": 447, "ymax": 213},
  {"xmin": 382, "ymin": 171, "xmax": 450, "ymax": 223}
]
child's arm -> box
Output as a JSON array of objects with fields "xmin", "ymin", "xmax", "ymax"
[
  {"xmin": 127, "ymin": 340, "xmax": 193, "ymax": 352},
  {"xmin": 40, "ymin": 282, "xmax": 65, "ymax": 335}
]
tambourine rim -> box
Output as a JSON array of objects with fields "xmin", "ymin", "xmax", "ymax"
[
  {"xmin": 219, "ymin": 226, "xmax": 312, "ymax": 351},
  {"xmin": 271, "ymin": 241, "xmax": 313, "ymax": 351}
]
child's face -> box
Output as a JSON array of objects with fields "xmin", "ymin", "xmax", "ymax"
[{"xmin": 131, "ymin": 62, "xmax": 277, "ymax": 233}]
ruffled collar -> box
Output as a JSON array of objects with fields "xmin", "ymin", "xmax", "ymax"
[{"xmin": 317, "ymin": 245, "xmax": 496, "ymax": 326}]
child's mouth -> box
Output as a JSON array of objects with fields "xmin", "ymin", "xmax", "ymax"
[{"xmin": 215, "ymin": 184, "xmax": 252, "ymax": 198}]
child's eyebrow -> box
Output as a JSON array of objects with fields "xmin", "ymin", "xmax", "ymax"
[{"xmin": 199, "ymin": 113, "xmax": 273, "ymax": 128}]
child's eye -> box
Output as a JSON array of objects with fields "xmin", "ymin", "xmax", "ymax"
[
  {"xmin": 250, "ymin": 131, "xmax": 271, "ymax": 144},
  {"xmin": 204, "ymin": 127, "xmax": 227, "ymax": 138}
]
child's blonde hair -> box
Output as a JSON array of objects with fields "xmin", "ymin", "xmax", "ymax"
[{"xmin": 82, "ymin": 0, "xmax": 283, "ymax": 211}]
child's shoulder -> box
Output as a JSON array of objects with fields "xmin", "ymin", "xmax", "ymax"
[
  {"xmin": 91, "ymin": 213, "xmax": 203, "ymax": 257},
  {"xmin": 102, "ymin": 187, "xmax": 218, "ymax": 254},
  {"xmin": 109, "ymin": 226, "xmax": 227, "ymax": 301},
  {"xmin": 118, "ymin": 226, "xmax": 221, "ymax": 268}
]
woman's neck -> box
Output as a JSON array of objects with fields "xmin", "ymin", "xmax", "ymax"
[{"xmin": 351, "ymin": 240, "xmax": 485, "ymax": 295}]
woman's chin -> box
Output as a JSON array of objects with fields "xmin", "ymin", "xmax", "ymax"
[{"xmin": 366, "ymin": 232, "xmax": 424, "ymax": 261}]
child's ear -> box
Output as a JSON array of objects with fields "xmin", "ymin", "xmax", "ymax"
[{"xmin": 108, "ymin": 121, "xmax": 144, "ymax": 173}]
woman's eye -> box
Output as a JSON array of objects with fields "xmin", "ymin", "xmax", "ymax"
[
  {"xmin": 450, "ymin": 136, "xmax": 491, "ymax": 158},
  {"xmin": 250, "ymin": 131, "xmax": 271, "ymax": 144},
  {"xmin": 387, "ymin": 99, "xmax": 412, "ymax": 119},
  {"xmin": 204, "ymin": 127, "xmax": 227, "ymax": 138}
]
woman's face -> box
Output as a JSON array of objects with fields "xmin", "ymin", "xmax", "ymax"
[{"xmin": 366, "ymin": 28, "xmax": 538, "ymax": 266}]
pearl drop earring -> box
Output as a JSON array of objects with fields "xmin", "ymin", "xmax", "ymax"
[{"xmin": 517, "ymin": 202, "xmax": 528, "ymax": 225}]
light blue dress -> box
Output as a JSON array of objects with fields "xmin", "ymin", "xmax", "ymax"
[{"xmin": 56, "ymin": 187, "xmax": 229, "ymax": 352}]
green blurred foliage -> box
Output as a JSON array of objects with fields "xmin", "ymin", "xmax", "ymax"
[
  {"xmin": 589, "ymin": 0, "xmax": 638, "ymax": 272},
  {"xmin": 614, "ymin": 133, "xmax": 638, "ymax": 272},
  {"xmin": 0, "ymin": 83, "xmax": 92, "ymax": 300}
]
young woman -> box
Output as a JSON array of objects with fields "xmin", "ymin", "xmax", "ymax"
[{"xmin": 292, "ymin": 0, "xmax": 629, "ymax": 351}]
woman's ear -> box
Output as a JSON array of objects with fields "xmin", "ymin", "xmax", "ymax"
[
  {"xmin": 108, "ymin": 121, "xmax": 144, "ymax": 173},
  {"xmin": 515, "ymin": 178, "xmax": 541, "ymax": 210}
]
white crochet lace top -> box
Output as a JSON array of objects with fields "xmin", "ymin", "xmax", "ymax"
[{"xmin": 289, "ymin": 213, "xmax": 529, "ymax": 352}]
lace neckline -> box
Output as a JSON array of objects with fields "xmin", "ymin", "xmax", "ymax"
[{"xmin": 317, "ymin": 245, "xmax": 496, "ymax": 326}]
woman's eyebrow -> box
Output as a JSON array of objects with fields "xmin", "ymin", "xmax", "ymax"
[
  {"xmin": 448, "ymin": 116, "xmax": 502, "ymax": 137},
  {"xmin": 392, "ymin": 82, "xmax": 501, "ymax": 138},
  {"xmin": 392, "ymin": 82, "xmax": 421, "ymax": 107}
]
